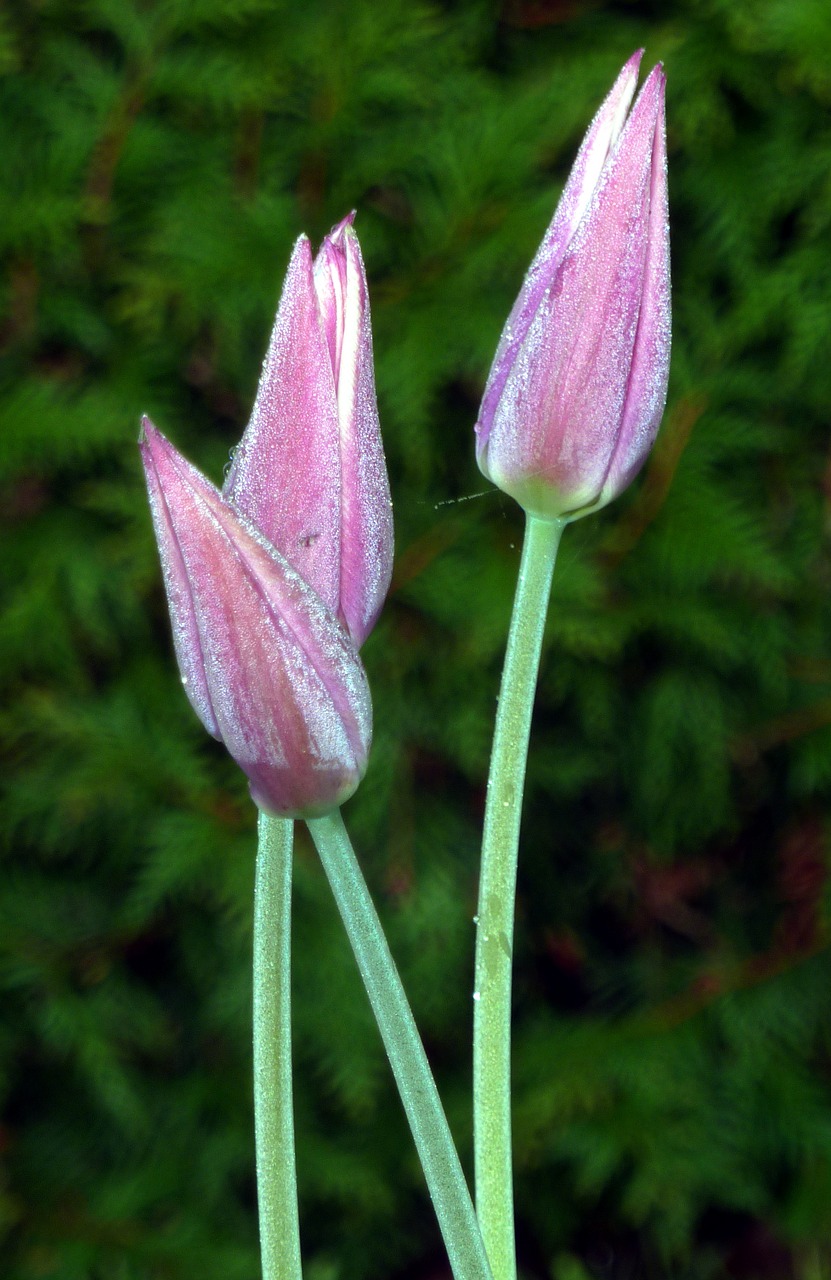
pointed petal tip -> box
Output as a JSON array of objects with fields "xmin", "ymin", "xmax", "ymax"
[
  {"xmin": 288, "ymin": 232, "xmax": 314, "ymax": 272},
  {"xmin": 621, "ymin": 58, "xmax": 666, "ymax": 134},
  {"xmin": 282, "ymin": 233, "xmax": 317, "ymax": 298},
  {"xmin": 641, "ymin": 61, "xmax": 667, "ymax": 94},
  {"xmin": 138, "ymin": 418, "xmax": 174, "ymax": 461},
  {"xmin": 138, "ymin": 423, "xmax": 196, "ymax": 492},
  {"xmin": 328, "ymin": 211, "xmax": 357, "ymax": 245},
  {"xmin": 138, "ymin": 419, "xmax": 161, "ymax": 470},
  {"xmin": 644, "ymin": 64, "xmax": 667, "ymax": 121},
  {"xmin": 138, "ymin": 414, "xmax": 158, "ymax": 446},
  {"xmin": 608, "ymin": 50, "xmax": 642, "ymax": 99}
]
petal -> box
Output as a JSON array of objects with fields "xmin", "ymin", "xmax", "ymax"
[
  {"xmin": 602, "ymin": 71, "xmax": 671, "ymax": 504},
  {"xmin": 140, "ymin": 416, "xmax": 220, "ymax": 738},
  {"xmin": 313, "ymin": 211, "xmax": 355, "ymax": 375},
  {"xmin": 143, "ymin": 423, "xmax": 372, "ymax": 817},
  {"xmin": 223, "ymin": 236, "xmax": 342, "ymax": 619},
  {"xmin": 484, "ymin": 64, "xmax": 664, "ymax": 516},
  {"xmin": 327, "ymin": 223, "xmax": 394, "ymax": 646},
  {"xmin": 224, "ymin": 221, "xmax": 392, "ymax": 649},
  {"xmin": 476, "ymin": 51, "xmax": 643, "ymax": 454},
  {"xmin": 555, "ymin": 50, "xmax": 644, "ymax": 252}
]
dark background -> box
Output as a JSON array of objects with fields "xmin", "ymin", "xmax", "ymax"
[{"xmin": 3, "ymin": 0, "xmax": 831, "ymax": 1277}]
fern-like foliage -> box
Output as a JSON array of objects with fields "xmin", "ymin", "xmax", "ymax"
[{"xmin": 2, "ymin": 1, "xmax": 831, "ymax": 1277}]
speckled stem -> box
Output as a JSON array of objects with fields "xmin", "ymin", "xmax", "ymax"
[
  {"xmin": 254, "ymin": 813, "xmax": 302, "ymax": 1280},
  {"xmin": 473, "ymin": 513, "xmax": 565, "ymax": 1280},
  {"xmin": 307, "ymin": 809, "xmax": 493, "ymax": 1280}
]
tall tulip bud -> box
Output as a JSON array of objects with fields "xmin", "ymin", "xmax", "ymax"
[
  {"xmin": 475, "ymin": 53, "xmax": 671, "ymax": 521},
  {"xmin": 140, "ymin": 420, "xmax": 372, "ymax": 818},
  {"xmin": 224, "ymin": 214, "xmax": 393, "ymax": 647}
]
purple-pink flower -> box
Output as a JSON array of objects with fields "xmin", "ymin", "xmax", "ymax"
[
  {"xmin": 224, "ymin": 214, "xmax": 393, "ymax": 648},
  {"xmin": 141, "ymin": 422, "xmax": 372, "ymax": 817},
  {"xmin": 475, "ymin": 52, "xmax": 671, "ymax": 521},
  {"xmin": 140, "ymin": 217, "xmax": 391, "ymax": 817}
]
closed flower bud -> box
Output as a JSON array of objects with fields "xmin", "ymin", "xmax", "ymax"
[
  {"xmin": 140, "ymin": 420, "xmax": 372, "ymax": 818},
  {"xmin": 475, "ymin": 52, "xmax": 671, "ymax": 521},
  {"xmin": 224, "ymin": 214, "xmax": 393, "ymax": 647}
]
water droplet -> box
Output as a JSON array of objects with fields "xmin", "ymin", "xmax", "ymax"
[
  {"xmin": 472, "ymin": 915, "xmax": 479, "ymax": 924},
  {"xmin": 222, "ymin": 446, "xmax": 238, "ymax": 479},
  {"xmin": 472, "ymin": 991, "xmax": 481, "ymax": 1002}
]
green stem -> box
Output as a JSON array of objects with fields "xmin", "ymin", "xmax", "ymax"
[
  {"xmin": 254, "ymin": 813, "xmax": 302, "ymax": 1280},
  {"xmin": 473, "ymin": 512, "xmax": 565, "ymax": 1280},
  {"xmin": 307, "ymin": 809, "xmax": 493, "ymax": 1280}
]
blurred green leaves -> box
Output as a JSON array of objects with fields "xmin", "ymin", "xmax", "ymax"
[{"xmin": 2, "ymin": 1, "xmax": 831, "ymax": 1277}]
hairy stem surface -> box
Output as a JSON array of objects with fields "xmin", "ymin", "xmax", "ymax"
[
  {"xmin": 307, "ymin": 809, "xmax": 493, "ymax": 1280},
  {"xmin": 473, "ymin": 513, "xmax": 565, "ymax": 1280},
  {"xmin": 254, "ymin": 813, "xmax": 302, "ymax": 1280}
]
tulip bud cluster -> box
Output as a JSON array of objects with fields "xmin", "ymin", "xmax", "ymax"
[
  {"xmin": 142, "ymin": 53, "xmax": 670, "ymax": 817},
  {"xmin": 141, "ymin": 216, "xmax": 392, "ymax": 817}
]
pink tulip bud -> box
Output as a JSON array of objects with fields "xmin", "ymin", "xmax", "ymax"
[
  {"xmin": 140, "ymin": 419, "xmax": 372, "ymax": 818},
  {"xmin": 475, "ymin": 53, "xmax": 671, "ymax": 521},
  {"xmin": 224, "ymin": 215, "xmax": 393, "ymax": 647}
]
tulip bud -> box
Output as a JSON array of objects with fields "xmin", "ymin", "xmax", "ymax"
[
  {"xmin": 224, "ymin": 214, "xmax": 393, "ymax": 647},
  {"xmin": 475, "ymin": 52, "xmax": 671, "ymax": 521},
  {"xmin": 140, "ymin": 419, "xmax": 372, "ymax": 818}
]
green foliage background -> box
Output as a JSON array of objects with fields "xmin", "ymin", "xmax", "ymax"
[{"xmin": 3, "ymin": 0, "xmax": 831, "ymax": 1276}]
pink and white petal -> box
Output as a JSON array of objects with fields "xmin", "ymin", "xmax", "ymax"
[
  {"xmin": 223, "ymin": 236, "xmax": 342, "ymax": 616},
  {"xmin": 147, "ymin": 423, "xmax": 372, "ymax": 816},
  {"xmin": 476, "ymin": 51, "xmax": 643, "ymax": 453},
  {"xmin": 602, "ymin": 74, "xmax": 670, "ymax": 504},
  {"xmin": 483, "ymin": 69, "xmax": 661, "ymax": 516},
  {"xmin": 333, "ymin": 225, "xmax": 394, "ymax": 645},
  {"xmin": 140, "ymin": 420, "xmax": 220, "ymax": 738}
]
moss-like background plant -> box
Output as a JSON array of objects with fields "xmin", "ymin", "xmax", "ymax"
[{"xmin": 2, "ymin": 2, "xmax": 831, "ymax": 1277}]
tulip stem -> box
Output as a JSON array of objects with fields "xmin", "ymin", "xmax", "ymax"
[
  {"xmin": 307, "ymin": 809, "xmax": 493, "ymax": 1280},
  {"xmin": 254, "ymin": 813, "xmax": 302, "ymax": 1280},
  {"xmin": 473, "ymin": 512, "xmax": 565, "ymax": 1280}
]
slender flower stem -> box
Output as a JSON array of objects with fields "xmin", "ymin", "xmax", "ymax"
[
  {"xmin": 307, "ymin": 809, "xmax": 493, "ymax": 1280},
  {"xmin": 473, "ymin": 512, "xmax": 565, "ymax": 1280},
  {"xmin": 254, "ymin": 813, "xmax": 302, "ymax": 1280}
]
